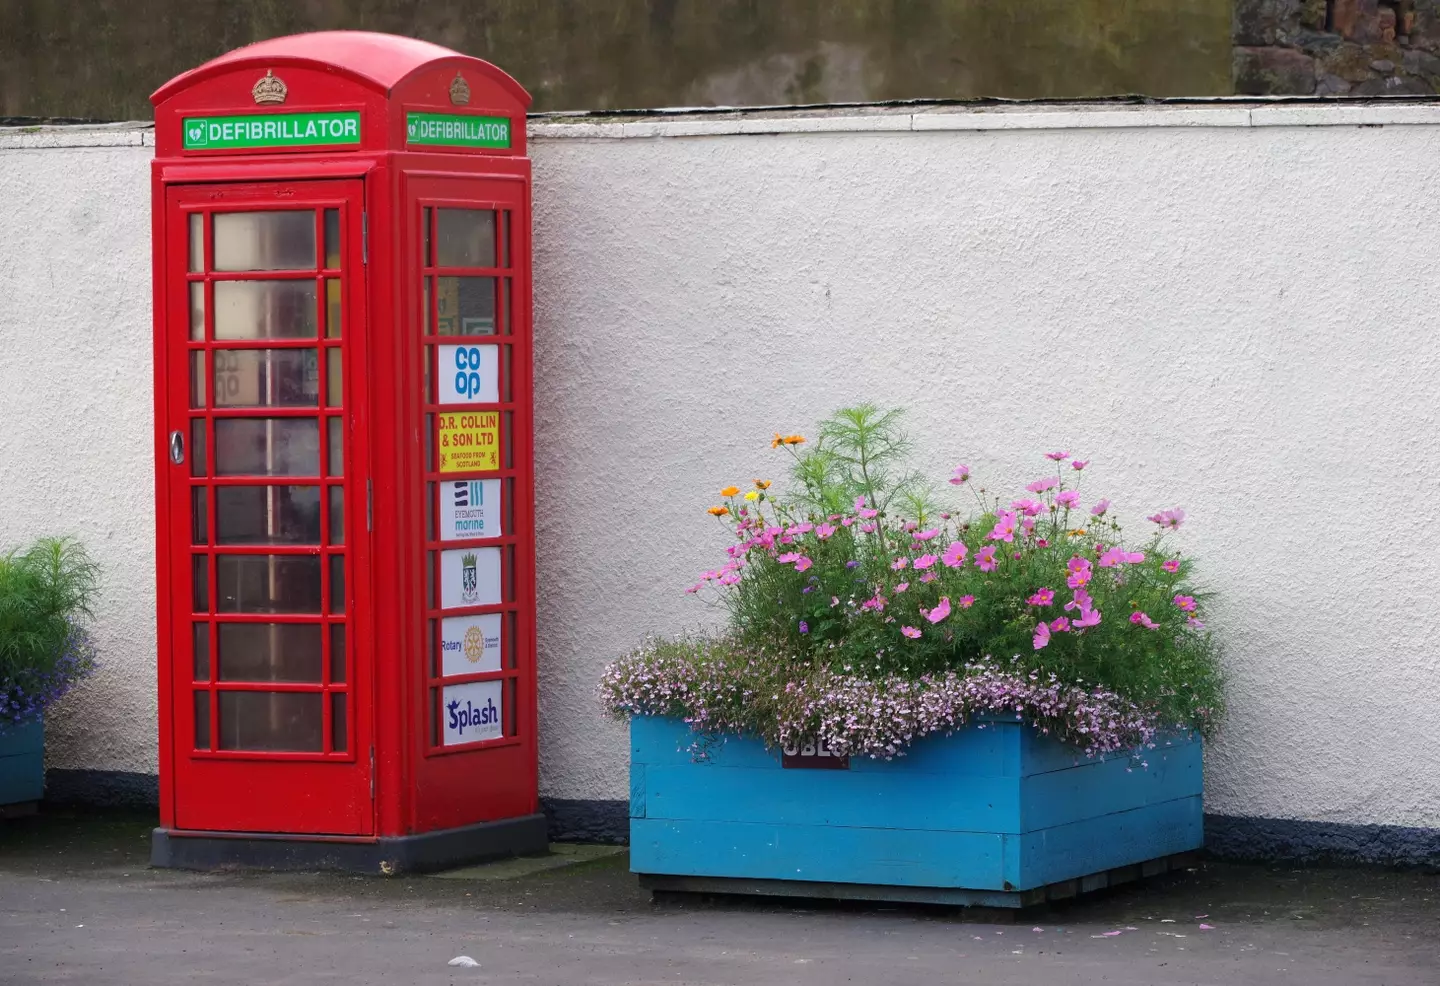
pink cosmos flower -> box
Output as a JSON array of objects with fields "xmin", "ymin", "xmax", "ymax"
[
  {"xmin": 1098, "ymin": 547, "xmax": 1125, "ymax": 568},
  {"xmin": 948, "ymin": 464, "xmax": 971, "ymax": 486},
  {"xmin": 1011, "ymin": 499, "xmax": 1045, "ymax": 517},
  {"xmin": 1021, "ymin": 517, "xmax": 1036, "ymax": 535},
  {"xmin": 794, "ymin": 556, "xmax": 812, "ymax": 573},
  {"xmin": 989, "ymin": 510, "xmax": 1018, "ymax": 543},
  {"xmin": 1027, "ymin": 476, "xmax": 1060, "ymax": 494},
  {"xmin": 861, "ymin": 593, "xmax": 887, "ymax": 612},
  {"xmin": 1033, "ymin": 621, "xmax": 1051, "ymax": 649},
  {"xmin": 919, "ymin": 570, "xmax": 939, "ymax": 583},
  {"xmin": 913, "ymin": 528, "xmax": 940, "ymax": 542},
  {"xmin": 1065, "ymin": 588, "xmax": 1092, "ymax": 612},
  {"xmin": 831, "ymin": 596, "xmax": 840, "ymax": 607},
  {"xmin": 816, "ymin": 523, "xmax": 837, "ymax": 540},
  {"xmin": 958, "ymin": 595, "xmax": 975, "ymax": 608},
  {"xmin": 1187, "ymin": 616, "xmax": 1205, "ymax": 629},
  {"xmin": 1036, "ymin": 538, "xmax": 1049, "ymax": 548},
  {"xmin": 841, "ymin": 517, "xmax": 855, "ymax": 527},
  {"xmin": 1130, "ymin": 611, "xmax": 1159, "ymax": 630},
  {"xmin": 976, "ymin": 545, "xmax": 998, "ymax": 572},
  {"xmin": 901, "ymin": 626, "xmax": 922, "ymax": 639},
  {"xmin": 1072, "ymin": 606, "xmax": 1102, "ymax": 629},
  {"xmin": 788, "ymin": 522, "xmax": 814, "ymax": 535},
  {"xmin": 1173, "ymin": 594, "xmax": 1196, "ymax": 612},
  {"xmin": 1050, "ymin": 616, "xmax": 1071, "ymax": 632},
  {"xmin": 914, "ymin": 554, "xmax": 939, "ymax": 570},
  {"xmin": 776, "ymin": 553, "xmax": 800, "ymax": 564},
  {"xmin": 1162, "ymin": 559, "xmax": 1180, "ymax": 573},
  {"xmin": 1066, "ymin": 556, "xmax": 1093, "ymax": 589},
  {"xmin": 894, "ymin": 582, "xmax": 909, "ymax": 593},
  {"xmin": 892, "ymin": 557, "xmax": 909, "ymax": 570},
  {"xmin": 860, "ymin": 522, "xmax": 877, "ymax": 533},
  {"xmin": 1147, "ymin": 508, "xmax": 1185, "ymax": 529},
  {"xmin": 685, "ymin": 584, "xmax": 701, "ymax": 594},
  {"xmin": 1072, "ymin": 460, "xmax": 1089, "ymax": 471},
  {"xmin": 719, "ymin": 573, "xmax": 742, "ymax": 585},
  {"xmin": 1090, "ymin": 499, "xmax": 1111, "ymax": 517},
  {"xmin": 1123, "ymin": 551, "xmax": 1145, "ymax": 564},
  {"xmin": 941, "ymin": 541, "xmax": 968, "ymax": 568},
  {"xmin": 1013, "ymin": 552, "xmax": 1022, "ymax": 560},
  {"xmin": 1056, "ymin": 490, "xmax": 1081, "ymax": 510},
  {"xmin": 904, "ymin": 520, "xmax": 919, "ymax": 532},
  {"xmin": 1045, "ymin": 450, "xmax": 1071, "ymax": 461},
  {"xmin": 1027, "ymin": 588, "xmax": 1056, "ymax": 606},
  {"xmin": 924, "ymin": 597, "xmax": 952, "ymax": 624}
]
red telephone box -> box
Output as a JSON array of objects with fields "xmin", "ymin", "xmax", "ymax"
[{"xmin": 148, "ymin": 32, "xmax": 544, "ymax": 871}]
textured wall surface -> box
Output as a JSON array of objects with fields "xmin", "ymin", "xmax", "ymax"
[
  {"xmin": 2, "ymin": 105, "xmax": 1438, "ymax": 834},
  {"xmin": 0, "ymin": 135, "xmax": 158, "ymax": 777},
  {"xmin": 0, "ymin": 0, "xmax": 1232, "ymax": 120}
]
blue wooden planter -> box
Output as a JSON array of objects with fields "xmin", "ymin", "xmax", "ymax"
[
  {"xmin": 630, "ymin": 716, "xmax": 1203, "ymax": 907},
  {"xmin": 0, "ymin": 717, "xmax": 44, "ymax": 812}
]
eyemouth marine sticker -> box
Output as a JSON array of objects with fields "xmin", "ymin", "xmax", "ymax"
[
  {"xmin": 406, "ymin": 113, "xmax": 511, "ymax": 149},
  {"xmin": 440, "ymin": 478, "xmax": 502, "ymax": 541},
  {"xmin": 182, "ymin": 112, "xmax": 362, "ymax": 150}
]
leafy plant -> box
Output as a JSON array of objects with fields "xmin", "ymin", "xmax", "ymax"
[
  {"xmin": 602, "ymin": 406, "xmax": 1225, "ymax": 759},
  {"xmin": 0, "ymin": 537, "xmax": 99, "ymax": 731}
]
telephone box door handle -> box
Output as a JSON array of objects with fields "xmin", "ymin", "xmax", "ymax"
[{"xmin": 169, "ymin": 430, "xmax": 185, "ymax": 465}]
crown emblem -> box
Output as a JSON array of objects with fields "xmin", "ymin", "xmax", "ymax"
[
  {"xmin": 252, "ymin": 70, "xmax": 288, "ymax": 106},
  {"xmin": 449, "ymin": 73, "xmax": 471, "ymax": 106}
]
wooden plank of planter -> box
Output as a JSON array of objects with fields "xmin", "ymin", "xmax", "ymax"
[{"xmin": 0, "ymin": 719, "xmax": 46, "ymax": 808}]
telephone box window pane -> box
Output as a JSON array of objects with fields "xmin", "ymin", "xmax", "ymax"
[
  {"xmin": 215, "ymin": 418, "xmax": 319, "ymax": 476},
  {"xmin": 500, "ymin": 211, "xmax": 510, "ymax": 269},
  {"xmin": 190, "ymin": 283, "xmax": 206, "ymax": 341},
  {"xmin": 190, "ymin": 420, "xmax": 208, "ymax": 477},
  {"xmin": 325, "ymin": 279, "xmax": 342, "ymax": 339},
  {"xmin": 326, "ymin": 418, "xmax": 344, "ymax": 477},
  {"xmin": 191, "ymin": 487, "xmax": 208, "ymax": 544},
  {"xmin": 435, "ymin": 277, "xmax": 495, "ymax": 336},
  {"xmin": 436, "ymin": 209, "xmax": 496, "ymax": 268},
  {"xmin": 214, "ymin": 281, "xmax": 318, "ymax": 340},
  {"xmin": 216, "ymin": 554, "xmax": 322, "ymax": 613},
  {"xmin": 189, "ymin": 352, "xmax": 207, "ymax": 408},
  {"xmin": 193, "ymin": 623, "xmax": 210, "ymax": 680},
  {"xmin": 498, "ymin": 278, "xmax": 511, "ymax": 335},
  {"xmin": 188, "ymin": 213, "xmax": 204, "ymax": 272},
  {"xmin": 330, "ymin": 555, "xmax": 346, "ymax": 614},
  {"xmin": 423, "ymin": 207, "xmax": 432, "ymax": 266},
  {"xmin": 328, "ymin": 486, "xmax": 344, "ymax": 545},
  {"xmin": 217, "ymin": 622, "xmax": 322, "ymax": 682},
  {"xmin": 213, "ymin": 349, "xmax": 319, "ymax": 408},
  {"xmin": 326, "ymin": 349, "xmax": 343, "ymax": 407},
  {"xmin": 422, "ymin": 414, "xmax": 433, "ymax": 471},
  {"xmin": 323, "ymin": 209, "xmax": 341, "ymax": 269},
  {"xmin": 218, "ymin": 691, "xmax": 323, "ymax": 752},
  {"xmin": 213, "ymin": 211, "xmax": 317, "ymax": 272},
  {"xmin": 193, "ymin": 691, "xmax": 211, "ymax": 749},
  {"xmin": 330, "ymin": 623, "xmax": 346, "ymax": 683},
  {"xmin": 504, "ymin": 611, "xmax": 518, "ymax": 669},
  {"xmin": 332, "ymin": 693, "xmax": 348, "ymax": 753},
  {"xmin": 216, "ymin": 485, "xmax": 321, "ymax": 545},
  {"xmin": 192, "ymin": 554, "xmax": 209, "ymax": 612}
]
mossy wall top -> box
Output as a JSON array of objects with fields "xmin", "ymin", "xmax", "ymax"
[{"xmin": 1, "ymin": 0, "xmax": 1231, "ymax": 120}]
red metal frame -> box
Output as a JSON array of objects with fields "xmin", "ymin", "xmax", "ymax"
[{"xmin": 152, "ymin": 32, "xmax": 534, "ymax": 842}]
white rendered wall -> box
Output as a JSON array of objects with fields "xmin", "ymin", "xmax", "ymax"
[{"xmin": 2, "ymin": 105, "xmax": 1438, "ymax": 830}]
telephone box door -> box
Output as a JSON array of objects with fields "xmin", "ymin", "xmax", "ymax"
[{"xmin": 162, "ymin": 181, "xmax": 373, "ymax": 835}]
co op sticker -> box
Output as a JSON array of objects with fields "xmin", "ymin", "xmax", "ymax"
[{"xmin": 437, "ymin": 411, "xmax": 500, "ymax": 473}]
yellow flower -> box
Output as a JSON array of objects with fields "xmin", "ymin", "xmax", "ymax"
[
  {"xmin": 754, "ymin": 479, "xmax": 772, "ymax": 490},
  {"xmin": 720, "ymin": 486, "xmax": 741, "ymax": 498},
  {"xmin": 744, "ymin": 491, "xmax": 760, "ymax": 501},
  {"xmin": 771, "ymin": 433, "xmax": 784, "ymax": 449},
  {"xmin": 783, "ymin": 435, "xmax": 806, "ymax": 445},
  {"xmin": 707, "ymin": 506, "xmax": 728, "ymax": 516},
  {"xmin": 1068, "ymin": 528, "xmax": 1087, "ymax": 536}
]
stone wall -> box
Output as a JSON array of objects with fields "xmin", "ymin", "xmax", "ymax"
[{"xmin": 1235, "ymin": 0, "xmax": 1440, "ymax": 93}]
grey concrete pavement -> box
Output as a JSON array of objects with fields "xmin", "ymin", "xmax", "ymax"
[{"xmin": 1, "ymin": 810, "xmax": 1437, "ymax": 985}]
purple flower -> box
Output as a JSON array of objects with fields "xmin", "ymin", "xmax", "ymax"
[{"xmin": 798, "ymin": 621, "xmax": 809, "ymax": 634}]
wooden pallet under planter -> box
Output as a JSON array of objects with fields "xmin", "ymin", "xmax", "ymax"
[
  {"xmin": 629, "ymin": 715, "xmax": 1203, "ymax": 908},
  {"xmin": 0, "ymin": 717, "xmax": 44, "ymax": 817}
]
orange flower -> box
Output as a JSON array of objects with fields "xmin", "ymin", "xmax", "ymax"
[
  {"xmin": 707, "ymin": 506, "xmax": 728, "ymax": 517},
  {"xmin": 771, "ymin": 433, "xmax": 784, "ymax": 449},
  {"xmin": 1069, "ymin": 528, "xmax": 1087, "ymax": 536},
  {"xmin": 720, "ymin": 486, "xmax": 741, "ymax": 497},
  {"xmin": 783, "ymin": 435, "xmax": 806, "ymax": 445},
  {"xmin": 754, "ymin": 479, "xmax": 772, "ymax": 490}
]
